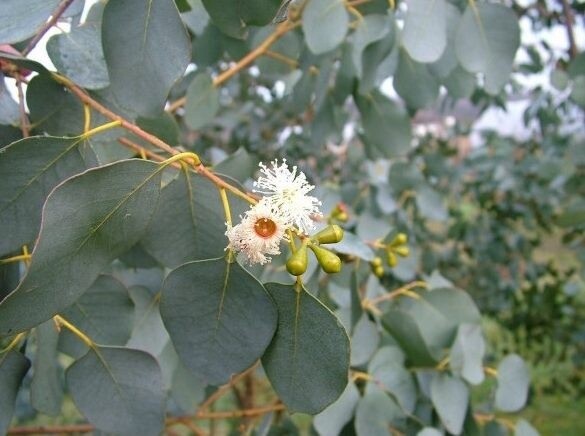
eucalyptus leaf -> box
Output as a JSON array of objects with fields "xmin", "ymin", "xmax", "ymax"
[
  {"xmin": 0, "ymin": 160, "xmax": 162, "ymax": 336},
  {"xmin": 47, "ymin": 1, "xmax": 109, "ymax": 89},
  {"xmin": 67, "ymin": 346, "xmax": 165, "ymax": 435},
  {"xmin": 102, "ymin": 0, "xmax": 191, "ymax": 116},
  {"xmin": 455, "ymin": 3, "xmax": 520, "ymax": 94},
  {"xmin": 59, "ymin": 275, "xmax": 134, "ymax": 358},
  {"xmin": 449, "ymin": 323, "xmax": 485, "ymax": 385},
  {"xmin": 381, "ymin": 309, "xmax": 437, "ymax": 366},
  {"xmin": 262, "ymin": 283, "xmax": 350, "ymax": 414},
  {"xmin": 495, "ymin": 354, "xmax": 530, "ymax": 412},
  {"xmin": 0, "ymin": 0, "xmax": 60, "ymax": 44},
  {"xmin": 402, "ymin": 0, "xmax": 447, "ymax": 63},
  {"xmin": 0, "ymin": 135, "xmax": 97, "ymax": 256},
  {"xmin": 355, "ymin": 91, "xmax": 412, "ymax": 159},
  {"xmin": 184, "ymin": 73, "xmax": 219, "ymax": 129},
  {"xmin": 160, "ymin": 258, "xmax": 277, "ymax": 385},
  {"xmin": 351, "ymin": 14, "xmax": 391, "ymax": 77},
  {"xmin": 329, "ymin": 231, "xmax": 376, "ymax": 261},
  {"xmin": 350, "ymin": 314, "xmax": 380, "ymax": 366},
  {"xmin": 355, "ymin": 384, "xmax": 402, "ymax": 436},
  {"xmin": 31, "ymin": 320, "xmax": 63, "ymax": 416},
  {"xmin": 0, "ymin": 350, "xmax": 30, "ymax": 435},
  {"xmin": 303, "ymin": 0, "xmax": 349, "ymax": 55},
  {"xmin": 314, "ymin": 382, "xmax": 360, "ymax": 436},
  {"xmin": 0, "ymin": 78, "xmax": 19, "ymax": 126},
  {"xmin": 394, "ymin": 50, "xmax": 440, "ymax": 109},
  {"xmin": 430, "ymin": 373, "xmax": 469, "ymax": 435},
  {"xmin": 368, "ymin": 346, "xmax": 417, "ymax": 414},
  {"xmin": 201, "ymin": 0, "xmax": 245, "ymax": 38},
  {"xmin": 142, "ymin": 170, "xmax": 248, "ymax": 267}
]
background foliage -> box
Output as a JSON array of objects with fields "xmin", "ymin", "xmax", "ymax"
[{"xmin": 0, "ymin": 0, "xmax": 583, "ymax": 435}]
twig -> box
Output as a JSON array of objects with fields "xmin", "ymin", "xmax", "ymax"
[
  {"xmin": 52, "ymin": 74, "xmax": 178, "ymax": 156},
  {"xmin": 167, "ymin": 21, "xmax": 299, "ymax": 113},
  {"xmin": 9, "ymin": 404, "xmax": 286, "ymax": 434},
  {"xmin": 198, "ymin": 363, "xmax": 259, "ymax": 412},
  {"xmin": 118, "ymin": 137, "xmax": 257, "ymax": 204},
  {"xmin": 15, "ymin": 76, "xmax": 29, "ymax": 137},
  {"xmin": 560, "ymin": 0, "xmax": 578, "ymax": 59},
  {"xmin": 22, "ymin": 0, "xmax": 77, "ymax": 56}
]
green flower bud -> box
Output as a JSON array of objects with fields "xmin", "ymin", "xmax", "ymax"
[
  {"xmin": 371, "ymin": 256, "xmax": 383, "ymax": 267},
  {"xmin": 313, "ymin": 225, "xmax": 344, "ymax": 244},
  {"xmin": 394, "ymin": 245, "xmax": 410, "ymax": 257},
  {"xmin": 336, "ymin": 211, "xmax": 348, "ymax": 222},
  {"xmin": 387, "ymin": 252, "xmax": 397, "ymax": 267},
  {"xmin": 391, "ymin": 232, "xmax": 408, "ymax": 246},
  {"xmin": 286, "ymin": 243, "xmax": 308, "ymax": 276},
  {"xmin": 373, "ymin": 265, "xmax": 385, "ymax": 277},
  {"xmin": 309, "ymin": 244, "xmax": 342, "ymax": 274}
]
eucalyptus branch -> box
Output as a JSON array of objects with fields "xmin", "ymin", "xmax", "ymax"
[
  {"xmin": 22, "ymin": 0, "xmax": 77, "ymax": 56},
  {"xmin": 8, "ymin": 404, "xmax": 286, "ymax": 435},
  {"xmin": 51, "ymin": 74, "xmax": 178, "ymax": 156},
  {"xmin": 167, "ymin": 21, "xmax": 299, "ymax": 113},
  {"xmin": 15, "ymin": 77, "xmax": 29, "ymax": 137},
  {"xmin": 118, "ymin": 138, "xmax": 258, "ymax": 204},
  {"xmin": 560, "ymin": 0, "xmax": 578, "ymax": 59}
]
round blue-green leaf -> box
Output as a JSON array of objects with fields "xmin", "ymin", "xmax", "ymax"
[
  {"xmin": 450, "ymin": 323, "xmax": 485, "ymax": 385},
  {"xmin": 0, "ymin": 350, "xmax": 30, "ymax": 435},
  {"xmin": 0, "ymin": 160, "xmax": 162, "ymax": 337},
  {"xmin": 0, "ymin": 78, "xmax": 19, "ymax": 126},
  {"xmin": 495, "ymin": 354, "xmax": 530, "ymax": 412},
  {"xmin": 394, "ymin": 50, "xmax": 440, "ymax": 109},
  {"xmin": 355, "ymin": 384, "xmax": 402, "ymax": 436},
  {"xmin": 142, "ymin": 169, "xmax": 247, "ymax": 267},
  {"xmin": 59, "ymin": 275, "xmax": 135, "ymax": 358},
  {"xmin": 381, "ymin": 309, "xmax": 437, "ymax": 366},
  {"xmin": 201, "ymin": 0, "xmax": 245, "ymax": 38},
  {"xmin": 430, "ymin": 373, "xmax": 469, "ymax": 435},
  {"xmin": 368, "ymin": 346, "xmax": 417, "ymax": 414},
  {"xmin": 184, "ymin": 73, "xmax": 219, "ymax": 130},
  {"xmin": 262, "ymin": 283, "xmax": 350, "ymax": 414},
  {"xmin": 402, "ymin": 0, "xmax": 447, "ymax": 63},
  {"xmin": 314, "ymin": 382, "xmax": 360, "ymax": 436},
  {"xmin": 102, "ymin": 0, "xmax": 191, "ymax": 117},
  {"xmin": 31, "ymin": 321, "xmax": 63, "ymax": 416},
  {"xmin": 350, "ymin": 314, "xmax": 379, "ymax": 366},
  {"xmin": 455, "ymin": 3, "xmax": 520, "ymax": 94},
  {"xmin": 429, "ymin": 3, "xmax": 462, "ymax": 79},
  {"xmin": 515, "ymin": 419, "xmax": 539, "ymax": 436},
  {"xmin": 303, "ymin": 0, "xmax": 349, "ymax": 55},
  {"xmin": 351, "ymin": 14, "xmax": 392, "ymax": 77},
  {"xmin": 66, "ymin": 346, "xmax": 165, "ymax": 436},
  {"xmin": 355, "ymin": 91, "xmax": 412, "ymax": 159},
  {"xmin": 0, "ymin": 0, "xmax": 60, "ymax": 44},
  {"xmin": 160, "ymin": 258, "xmax": 277, "ymax": 385},
  {"xmin": 0, "ymin": 135, "xmax": 96, "ymax": 256},
  {"xmin": 47, "ymin": 2, "xmax": 109, "ymax": 90}
]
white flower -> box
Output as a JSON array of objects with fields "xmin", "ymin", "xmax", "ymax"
[
  {"xmin": 225, "ymin": 202, "xmax": 287, "ymax": 265},
  {"xmin": 253, "ymin": 159, "xmax": 322, "ymax": 234}
]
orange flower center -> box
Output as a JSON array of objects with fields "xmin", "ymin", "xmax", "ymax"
[{"xmin": 254, "ymin": 218, "xmax": 277, "ymax": 238}]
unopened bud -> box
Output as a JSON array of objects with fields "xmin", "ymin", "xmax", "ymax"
[
  {"xmin": 309, "ymin": 244, "xmax": 342, "ymax": 274},
  {"xmin": 286, "ymin": 243, "xmax": 308, "ymax": 276},
  {"xmin": 387, "ymin": 252, "xmax": 397, "ymax": 267},
  {"xmin": 392, "ymin": 232, "xmax": 408, "ymax": 246},
  {"xmin": 394, "ymin": 246, "xmax": 410, "ymax": 258},
  {"xmin": 313, "ymin": 225, "xmax": 344, "ymax": 244},
  {"xmin": 374, "ymin": 265, "xmax": 384, "ymax": 277},
  {"xmin": 371, "ymin": 257, "xmax": 383, "ymax": 267}
]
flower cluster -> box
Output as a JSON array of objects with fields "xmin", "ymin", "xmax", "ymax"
[{"xmin": 226, "ymin": 159, "xmax": 322, "ymax": 265}]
